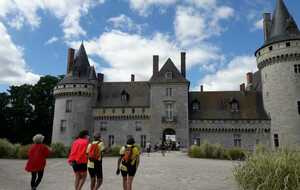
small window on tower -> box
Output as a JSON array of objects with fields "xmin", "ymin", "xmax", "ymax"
[
  {"xmin": 294, "ymin": 64, "xmax": 300, "ymax": 73},
  {"xmin": 274, "ymin": 134, "xmax": 279, "ymax": 148},
  {"xmin": 66, "ymin": 100, "xmax": 72, "ymax": 113},
  {"xmin": 60, "ymin": 120, "xmax": 67, "ymax": 133},
  {"xmin": 269, "ymin": 46, "xmax": 273, "ymax": 51},
  {"xmin": 286, "ymin": 42, "xmax": 291, "ymax": 47},
  {"xmin": 297, "ymin": 101, "xmax": 300, "ymax": 115}
]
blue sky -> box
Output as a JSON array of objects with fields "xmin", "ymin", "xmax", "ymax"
[{"xmin": 0, "ymin": 0, "xmax": 299, "ymax": 92}]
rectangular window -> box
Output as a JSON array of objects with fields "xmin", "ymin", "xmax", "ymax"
[
  {"xmin": 165, "ymin": 103, "xmax": 174, "ymax": 121},
  {"xmin": 100, "ymin": 121, "xmax": 107, "ymax": 132},
  {"xmin": 294, "ymin": 64, "xmax": 300, "ymax": 73},
  {"xmin": 66, "ymin": 100, "xmax": 72, "ymax": 112},
  {"xmin": 195, "ymin": 138, "xmax": 201, "ymax": 146},
  {"xmin": 60, "ymin": 120, "xmax": 66, "ymax": 132},
  {"xmin": 166, "ymin": 88, "xmax": 172, "ymax": 96},
  {"xmin": 132, "ymin": 108, "xmax": 135, "ymax": 114},
  {"xmin": 141, "ymin": 135, "xmax": 146, "ymax": 148},
  {"xmin": 298, "ymin": 101, "xmax": 300, "ymax": 115},
  {"xmin": 286, "ymin": 42, "xmax": 291, "ymax": 47},
  {"xmin": 274, "ymin": 134, "xmax": 279, "ymax": 148},
  {"xmin": 233, "ymin": 134, "xmax": 242, "ymax": 147},
  {"xmin": 135, "ymin": 121, "xmax": 142, "ymax": 131},
  {"xmin": 109, "ymin": 135, "xmax": 114, "ymax": 147}
]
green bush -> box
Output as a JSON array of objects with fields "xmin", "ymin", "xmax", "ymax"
[
  {"xmin": 211, "ymin": 144, "xmax": 226, "ymax": 159},
  {"xmin": 226, "ymin": 148, "xmax": 246, "ymax": 160},
  {"xmin": 0, "ymin": 139, "xmax": 16, "ymax": 158},
  {"xmin": 189, "ymin": 145, "xmax": 202, "ymax": 158},
  {"xmin": 234, "ymin": 149, "xmax": 300, "ymax": 190},
  {"xmin": 50, "ymin": 143, "xmax": 68, "ymax": 158},
  {"xmin": 110, "ymin": 145, "xmax": 122, "ymax": 156},
  {"xmin": 17, "ymin": 145, "xmax": 31, "ymax": 159}
]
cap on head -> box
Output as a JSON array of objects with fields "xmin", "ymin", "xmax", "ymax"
[
  {"xmin": 127, "ymin": 136, "xmax": 135, "ymax": 145},
  {"xmin": 93, "ymin": 132, "xmax": 101, "ymax": 139},
  {"xmin": 78, "ymin": 130, "xmax": 89, "ymax": 138},
  {"xmin": 32, "ymin": 134, "xmax": 45, "ymax": 144}
]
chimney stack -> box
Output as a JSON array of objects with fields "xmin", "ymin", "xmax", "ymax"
[
  {"xmin": 97, "ymin": 73, "xmax": 104, "ymax": 82},
  {"xmin": 240, "ymin": 83, "xmax": 246, "ymax": 92},
  {"xmin": 263, "ymin": 13, "xmax": 271, "ymax": 42},
  {"xmin": 200, "ymin": 85, "xmax": 204, "ymax": 92},
  {"xmin": 131, "ymin": 74, "xmax": 135, "ymax": 82},
  {"xmin": 153, "ymin": 55, "xmax": 159, "ymax": 77},
  {"xmin": 246, "ymin": 72, "xmax": 253, "ymax": 85},
  {"xmin": 67, "ymin": 48, "xmax": 75, "ymax": 74},
  {"xmin": 181, "ymin": 52, "xmax": 186, "ymax": 78}
]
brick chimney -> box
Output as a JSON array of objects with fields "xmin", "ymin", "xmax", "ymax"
[
  {"xmin": 131, "ymin": 74, "xmax": 135, "ymax": 82},
  {"xmin": 181, "ymin": 52, "xmax": 186, "ymax": 78},
  {"xmin": 246, "ymin": 72, "xmax": 253, "ymax": 85},
  {"xmin": 263, "ymin": 13, "xmax": 271, "ymax": 42},
  {"xmin": 200, "ymin": 85, "xmax": 204, "ymax": 92},
  {"xmin": 153, "ymin": 55, "xmax": 159, "ymax": 77},
  {"xmin": 67, "ymin": 48, "xmax": 75, "ymax": 74},
  {"xmin": 97, "ymin": 73, "xmax": 104, "ymax": 82},
  {"xmin": 240, "ymin": 83, "xmax": 246, "ymax": 92}
]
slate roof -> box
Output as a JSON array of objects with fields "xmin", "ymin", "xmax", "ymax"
[
  {"xmin": 188, "ymin": 91, "xmax": 269, "ymax": 120},
  {"xmin": 265, "ymin": 0, "xmax": 300, "ymax": 46},
  {"xmin": 96, "ymin": 82, "xmax": 150, "ymax": 108},
  {"xmin": 150, "ymin": 58, "xmax": 189, "ymax": 83},
  {"xmin": 59, "ymin": 43, "xmax": 97, "ymax": 84}
]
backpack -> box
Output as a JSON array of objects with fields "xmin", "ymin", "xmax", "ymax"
[
  {"xmin": 88, "ymin": 141, "xmax": 101, "ymax": 161},
  {"xmin": 122, "ymin": 145, "xmax": 134, "ymax": 163}
]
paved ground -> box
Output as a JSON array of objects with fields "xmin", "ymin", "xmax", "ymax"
[{"xmin": 0, "ymin": 152, "xmax": 239, "ymax": 190}]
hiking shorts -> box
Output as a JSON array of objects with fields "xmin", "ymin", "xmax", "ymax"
[
  {"xmin": 88, "ymin": 161, "xmax": 103, "ymax": 178},
  {"xmin": 121, "ymin": 164, "xmax": 137, "ymax": 177},
  {"xmin": 72, "ymin": 163, "xmax": 87, "ymax": 173}
]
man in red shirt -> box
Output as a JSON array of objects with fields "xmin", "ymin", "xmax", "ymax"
[
  {"xmin": 68, "ymin": 130, "xmax": 89, "ymax": 190},
  {"xmin": 25, "ymin": 134, "xmax": 51, "ymax": 190}
]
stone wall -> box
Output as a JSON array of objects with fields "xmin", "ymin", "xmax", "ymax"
[{"xmin": 189, "ymin": 120, "xmax": 271, "ymax": 150}]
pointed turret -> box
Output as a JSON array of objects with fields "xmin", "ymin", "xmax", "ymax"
[
  {"xmin": 73, "ymin": 42, "xmax": 90, "ymax": 78},
  {"xmin": 267, "ymin": 0, "xmax": 300, "ymax": 44}
]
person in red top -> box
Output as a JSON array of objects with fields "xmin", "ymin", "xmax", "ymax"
[
  {"xmin": 25, "ymin": 134, "xmax": 51, "ymax": 190},
  {"xmin": 68, "ymin": 130, "xmax": 89, "ymax": 190}
]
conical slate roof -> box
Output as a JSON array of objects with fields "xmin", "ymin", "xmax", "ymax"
[
  {"xmin": 73, "ymin": 43, "xmax": 90, "ymax": 78},
  {"xmin": 266, "ymin": 0, "xmax": 300, "ymax": 45}
]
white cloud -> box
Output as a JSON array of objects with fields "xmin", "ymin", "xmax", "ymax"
[
  {"xmin": 253, "ymin": 18, "xmax": 263, "ymax": 31},
  {"xmin": 174, "ymin": 2, "xmax": 234, "ymax": 46},
  {"xmin": 128, "ymin": 0, "xmax": 177, "ymax": 16},
  {"xmin": 0, "ymin": 0, "xmax": 105, "ymax": 39},
  {"xmin": 107, "ymin": 14, "xmax": 144, "ymax": 33},
  {"xmin": 198, "ymin": 56, "xmax": 257, "ymax": 91},
  {"xmin": 67, "ymin": 30, "xmax": 223, "ymax": 82},
  {"xmin": 45, "ymin": 36, "xmax": 59, "ymax": 45},
  {"xmin": 0, "ymin": 22, "xmax": 40, "ymax": 85}
]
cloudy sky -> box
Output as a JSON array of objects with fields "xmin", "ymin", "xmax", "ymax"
[{"xmin": 0, "ymin": 0, "xmax": 299, "ymax": 92}]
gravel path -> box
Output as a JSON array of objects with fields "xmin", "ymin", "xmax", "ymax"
[{"xmin": 0, "ymin": 152, "xmax": 239, "ymax": 190}]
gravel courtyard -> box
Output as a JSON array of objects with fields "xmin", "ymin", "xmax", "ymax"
[{"xmin": 0, "ymin": 152, "xmax": 239, "ymax": 190}]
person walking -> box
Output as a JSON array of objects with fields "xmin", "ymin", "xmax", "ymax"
[
  {"xmin": 86, "ymin": 132, "xmax": 105, "ymax": 190},
  {"xmin": 161, "ymin": 142, "xmax": 166, "ymax": 157},
  {"xmin": 145, "ymin": 142, "xmax": 151, "ymax": 157},
  {"xmin": 68, "ymin": 130, "xmax": 89, "ymax": 190},
  {"xmin": 116, "ymin": 137, "xmax": 140, "ymax": 190},
  {"xmin": 25, "ymin": 134, "xmax": 51, "ymax": 190}
]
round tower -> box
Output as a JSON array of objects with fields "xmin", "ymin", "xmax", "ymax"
[
  {"xmin": 255, "ymin": 0, "xmax": 300, "ymax": 148},
  {"xmin": 52, "ymin": 44, "xmax": 97, "ymax": 146}
]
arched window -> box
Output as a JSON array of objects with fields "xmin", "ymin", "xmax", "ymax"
[
  {"xmin": 121, "ymin": 90, "xmax": 129, "ymax": 103},
  {"xmin": 229, "ymin": 98, "xmax": 239, "ymax": 112},
  {"xmin": 191, "ymin": 100, "xmax": 200, "ymax": 112}
]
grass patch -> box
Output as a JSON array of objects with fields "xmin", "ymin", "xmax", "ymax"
[{"xmin": 234, "ymin": 148, "xmax": 300, "ymax": 190}]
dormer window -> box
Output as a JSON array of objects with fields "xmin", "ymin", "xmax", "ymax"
[
  {"xmin": 191, "ymin": 100, "xmax": 200, "ymax": 112},
  {"xmin": 121, "ymin": 90, "xmax": 129, "ymax": 103},
  {"xmin": 229, "ymin": 98, "xmax": 239, "ymax": 112},
  {"xmin": 165, "ymin": 72, "xmax": 173, "ymax": 80}
]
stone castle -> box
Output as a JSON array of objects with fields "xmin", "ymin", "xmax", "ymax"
[{"xmin": 52, "ymin": 0, "xmax": 300, "ymax": 150}]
